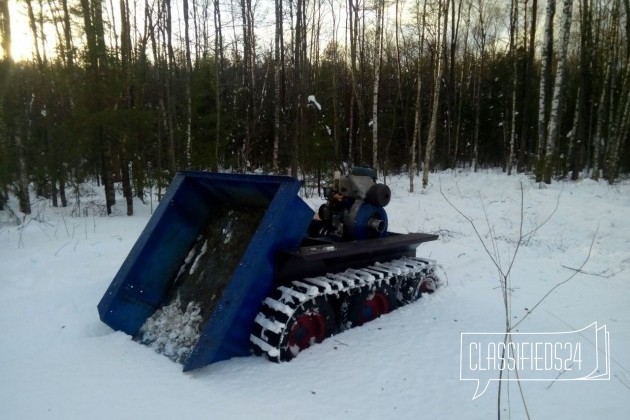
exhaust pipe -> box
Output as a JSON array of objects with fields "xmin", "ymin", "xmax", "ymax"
[{"xmin": 367, "ymin": 218, "xmax": 386, "ymax": 234}]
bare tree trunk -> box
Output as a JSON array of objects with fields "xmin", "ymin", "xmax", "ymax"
[
  {"xmin": 183, "ymin": 0, "xmax": 193, "ymax": 169},
  {"xmin": 447, "ymin": 0, "xmax": 463, "ymax": 168},
  {"xmin": 117, "ymin": 0, "xmax": 133, "ymax": 215},
  {"xmin": 164, "ymin": 0, "xmax": 177, "ymax": 174},
  {"xmin": 519, "ymin": 0, "xmax": 537, "ymax": 171},
  {"xmin": 147, "ymin": 1, "xmax": 163, "ymax": 196},
  {"xmin": 213, "ymin": 0, "xmax": 223, "ymax": 171},
  {"xmin": 14, "ymin": 132, "xmax": 31, "ymax": 215},
  {"xmin": 0, "ymin": 37, "xmax": 7, "ymax": 209},
  {"xmin": 273, "ymin": 0, "xmax": 283, "ymax": 172},
  {"xmin": 17, "ymin": 89, "xmax": 33, "ymax": 214},
  {"xmin": 536, "ymin": 0, "xmax": 556, "ymax": 182},
  {"xmin": 472, "ymin": 0, "xmax": 487, "ymax": 172},
  {"xmin": 595, "ymin": 77, "xmax": 611, "ymax": 181},
  {"xmin": 358, "ymin": 5, "xmax": 366, "ymax": 165},
  {"xmin": 454, "ymin": 1, "xmax": 471, "ymax": 169},
  {"xmin": 472, "ymin": 62, "xmax": 481, "ymax": 172},
  {"xmin": 348, "ymin": 0, "xmax": 359, "ymax": 167},
  {"xmin": 395, "ymin": 0, "xmax": 403, "ymax": 100},
  {"xmin": 604, "ymin": 4, "xmax": 626, "ymax": 184},
  {"xmin": 240, "ymin": 0, "xmax": 255, "ymax": 170},
  {"xmin": 507, "ymin": 0, "xmax": 519, "ymax": 175},
  {"xmin": 81, "ymin": 0, "xmax": 115, "ymax": 213},
  {"xmin": 2, "ymin": 28, "xmax": 22, "ymax": 215},
  {"xmin": 410, "ymin": 74, "xmax": 422, "ymax": 193},
  {"xmin": 100, "ymin": 2, "xmax": 116, "ymax": 214},
  {"xmin": 55, "ymin": 0, "xmax": 74, "ymax": 75},
  {"xmin": 24, "ymin": 0, "xmax": 44, "ymax": 67},
  {"xmin": 409, "ymin": 0, "xmax": 427, "ymax": 192},
  {"xmin": 574, "ymin": 0, "xmax": 593, "ymax": 181},
  {"xmin": 372, "ymin": 0, "xmax": 384, "ymax": 174},
  {"xmin": 290, "ymin": 0, "xmax": 306, "ymax": 178},
  {"xmin": 330, "ymin": 1, "xmax": 339, "ymax": 160},
  {"xmin": 565, "ymin": 87, "xmax": 581, "ymax": 178},
  {"xmin": 0, "ymin": 0, "xmax": 10, "ymax": 59},
  {"xmin": 58, "ymin": 0, "xmax": 74, "ymax": 207},
  {"xmin": 608, "ymin": 74, "xmax": 630, "ymax": 183},
  {"xmin": 191, "ymin": 0, "xmax": 199, "ymax": 61},
  {"xmin": 423, "ymin": 0, "xmax": 448, "ymax": 189},
  {"xmin": 543, "ymin": 0, "xmax": 573, "ymax": 184}
]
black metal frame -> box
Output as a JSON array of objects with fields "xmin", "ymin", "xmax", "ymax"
[{"xmin": 274, "ymin": 232, "xmax": 438, "ymax": 284}]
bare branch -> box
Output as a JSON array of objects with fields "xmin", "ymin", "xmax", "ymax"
[
  {"xmin": 559, "ymin": 265, "xmax": 623, "ymax": 279},
  {"xmin": 511, "ymin": 226, "xmax": 599, "ymax": 331},
  {"xmin": 522, "ymin": 187, "xmax": 563, "ymax": 239},
  {"xmin": 439, "ymin": 183, "xmax": 504, "ymax": 276}
]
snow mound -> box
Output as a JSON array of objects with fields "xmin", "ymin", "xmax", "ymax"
[{"xmin": 137, "ymin": 296, "xmax": 203, "ymax": 363}]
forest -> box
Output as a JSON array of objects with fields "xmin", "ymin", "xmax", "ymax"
[{"xmin": 0, "ymin": 0, "xmax": 628, "ymax": 216}]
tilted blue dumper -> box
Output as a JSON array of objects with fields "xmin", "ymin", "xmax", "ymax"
[{"xmin": 98, "ymin": 170, "xmax": 440, "ymax": 371}]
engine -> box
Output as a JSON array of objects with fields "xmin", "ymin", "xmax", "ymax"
[{"xmin": 313, "ymin": 168, "xmax": 391, "ymax": 241}]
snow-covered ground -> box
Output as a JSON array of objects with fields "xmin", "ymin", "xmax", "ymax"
[{"xmin": 1, "ymin": 170, "xmax": 629, "ymax": 419}]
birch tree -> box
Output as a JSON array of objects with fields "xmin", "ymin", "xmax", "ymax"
[
  {"xmin": 535, "ymin": 0, "xmax": 555, "ymax": 182},
  {"xmin": 565, "ymin": 87, "xmax": 581, "ymax": 177},
  {"xmin": 372, "ymin": 0, "xmax": 384, "ymax": 174},
  {"xmin": 423, "ymin": 0, "xmax": 448, "ymax": 189},
  {"xmin": 543, "ymin": 0, "xmax": 573, "ymax": 184}
]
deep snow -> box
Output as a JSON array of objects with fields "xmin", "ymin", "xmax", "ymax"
[{"xmin": 1, "ymin": 170, "xmax": 629, "ymax": 419}]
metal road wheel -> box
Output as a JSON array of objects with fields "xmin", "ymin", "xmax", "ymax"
[
  {"xmin": 399, "ymin": 274, "xmax": 439, "ymax": 304},
  {"xmin": 279, "ymin": 296, "xmax": 336, "ymax": 361},
  {"xmin": 343, "ymin": 285, "xmax": 397, "ymax": 328},
  {"xmin": 418, "ymin": 276, "xmax": 438, "ymax": 294}
]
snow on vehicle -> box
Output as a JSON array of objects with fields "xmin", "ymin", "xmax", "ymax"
[{"xmin": 98, "ymin": 169, "xmax": 442, "ymax": 371}]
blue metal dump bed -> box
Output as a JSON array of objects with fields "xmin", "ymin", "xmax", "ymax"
[{"xmin": 98, "ymin": 171, "xmax": 314, "ymax": 371}]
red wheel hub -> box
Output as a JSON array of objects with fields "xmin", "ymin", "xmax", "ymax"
[
  {"xmin": 287, "ymin": 312, "xmax": 327, "ymax": 355},
  {"xmin": 360, "ymin": 293, "xmax": 391, "ymax": 323},
  {"xmin": 419, "ymin": 277, "xmax": 437, "ymax": 294}
]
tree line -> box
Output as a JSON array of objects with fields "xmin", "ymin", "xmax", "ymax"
[{"xmin": 0, "ymin": 0, "xmax": 628, "ymax": 216}]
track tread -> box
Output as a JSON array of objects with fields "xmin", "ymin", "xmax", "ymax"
[{"xmin": 250, "ymin": 256, "xmax": 441, "ymax": 362}]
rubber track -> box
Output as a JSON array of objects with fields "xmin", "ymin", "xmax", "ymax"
[{"xmin": 250, "ymin": 256, "xmax": 438, "ymax": 362}]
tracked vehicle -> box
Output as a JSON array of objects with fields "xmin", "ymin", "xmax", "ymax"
[{"xmin": 98, "ymin": 169, "xmax": 442, "ymax": 371}]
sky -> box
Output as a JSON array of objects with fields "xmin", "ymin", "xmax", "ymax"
[
  {"xmin": 4, "ymin": 0, "xmax": 564, "ymax": 65},
  {"xmin": 4, "ymin": 0, "xmax": 474, "ymax": 63},
  {"xmin": 8, "ymin": 0, "xmax": 36, "ymax": 62}
]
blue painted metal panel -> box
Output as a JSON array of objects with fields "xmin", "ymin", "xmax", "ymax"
[{"xmin": 98, "ymin": 171, "xmax": 314, "ymax": 370}]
